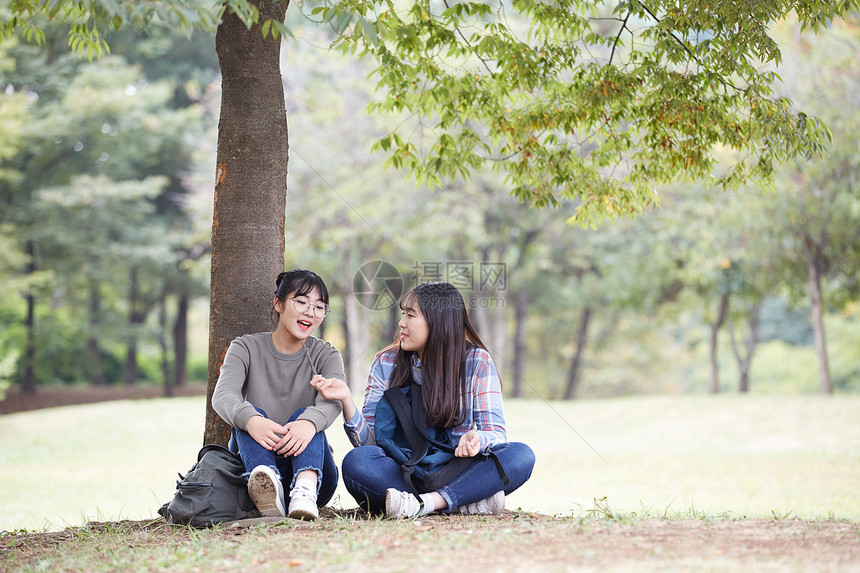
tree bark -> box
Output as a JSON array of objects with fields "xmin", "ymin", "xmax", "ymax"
[
  {"xmin": 511, "ymin": 289, "xmax": 527, "ymax": 398},
  {"xmin": 564, "ymin": 307, "xmax": 592, "ymax": 400},
  {"xmin": 709, "ymin": 293, "xmax": 729, "ymax": 394},
  {"xmin": 803, "ymin": 236, "xmax": 833, "ymax": 394},
  {"xmin": 205, "ymin": 0, "xmax": 291, "ymax": 445}
]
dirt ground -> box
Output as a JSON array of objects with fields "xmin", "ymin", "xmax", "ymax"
[{"xmin": 1, "ymin": 511, "xmax": 858, "ymax": 572}]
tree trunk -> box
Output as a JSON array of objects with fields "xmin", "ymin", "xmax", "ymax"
[
  {"xmin": 342, "ymin": 250, "xmax": 370, "ymax": 392},
  {"xmin": 490, "ymin": 291, "xmax": 507, "ymax": 376},
  {"xmin": 473, "ymin": 288, "xmax": 507, "ymax": 376},
  {"xmin": 727, "ymin": 302, "xmax": 762, "ymax": 393},
  {"xmin": 21, "ymin": 241, "xmax": 37, "ymax": 394},
  {"xmin": 124, "ymin": 338, "xmax": 138, "ymax": 385},
  {"xmin": 124, "ymin": 265, "xmax": 139, "ymax": 386},
  {"xmin": 88, "ymin": 286, "xmax": 105, "ymax": 386},
  {"xmin": 388, "ymin": 298, "xmax": 400, "ymax": 345},
  {"xmin": 472, "ymin": 305, "xmax": 490, "ymax": 346},
  {"xmin": 160, "ymin": 289, "xmax": 172, "ymax": 397},
  {"xmin": 205, "ymin": 0, "xmax": 291, "ymax": 445},
  {"xmin": 709, "ymin": 293, "xmax": 729, "ymax": 393},
  {"xmin": 564, "ymin": 307, "xmax": 592, "ymax": 400},
  {"xmin": 803, "ymin": 237, "xmax": 833, "ymax": 394},
  {"xmin": 341, "ymin": 302, "xmax": 351, "ymax": 379},
  {"xmin": 317, "ymin": 313, "xmax": 326, "ymax": 339},
  {"xmin": 173, "ymin": 291, "xmax": 188, "ymax": 387},
  {"xmin": 511, "ymin": 289, "xmax": 527, "ymax": 398}
]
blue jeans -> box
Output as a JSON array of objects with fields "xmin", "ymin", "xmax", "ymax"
[
  {"xmin": 230, "ymin": 407, "xmax": 338, "ymax": 506},
  {"xmin": 342, "ymin": 442, "xmax": 535, "ymax": 514}
]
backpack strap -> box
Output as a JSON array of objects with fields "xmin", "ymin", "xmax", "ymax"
[
  {"xmin": 383, "ymin": 385, "xmax": 429, "ymax": 495},
  {"xmin": 409, "ymin": 383, "xmax": 453, "ymax": 451}
]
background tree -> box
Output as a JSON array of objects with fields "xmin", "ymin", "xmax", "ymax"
[
  {"xmin": 0, "ymin": 31, "xmax": 212, "ymax": 394},
  {"xmin": 774, "ymin": 31, "xmax": 859, "ymax": 394},
  {"xmin": 3, "ymin": 1, "xmax": 859, "ymax": 446}
]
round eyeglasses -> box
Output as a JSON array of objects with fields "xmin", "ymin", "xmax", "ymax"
[{"xmin": 291, "ymin": 297, "xmax": 330, "ymax": 318}]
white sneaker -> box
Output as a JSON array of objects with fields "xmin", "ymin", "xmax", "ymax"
[
  {"xmin": 248, "ymin": 465, "xmax": 285, "ymax": 517},
  {"xmin": 457, "ymin": 491, "xmax": 505, "ymax": 515},
  {"xmin": 288, "ymin": 485, "xmax": 319, "ymax": 521},
  {"xmin": 384, "ymin": 488, "xmax": 424, "ymax": 519}
]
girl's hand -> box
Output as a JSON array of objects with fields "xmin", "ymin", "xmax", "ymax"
[
  {"xmin": 246, "ymin": 415, "xmax": 288, "ymax": 451},
  {"xmin": 275, "ymin": 419, "xmax": 317, "ymax": 457},
  {"xmin": 310, "ymin": 375, "xmax": 357, "ymax": 421},
  {"xmin": 310, "ymin": 375, "xmax": 351, "ymax": 402},
  {"xmin": 455, "ymin": 429, "xmax": 481, "ymax": 458}
]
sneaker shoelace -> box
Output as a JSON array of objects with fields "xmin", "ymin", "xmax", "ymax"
[
  {"xmin": 291, "ymin": 485, "xmax": 316, "ymax": 502},
  {"xmin": 393, "ymin": 490, "xmax": 423, "ymax": 518}
]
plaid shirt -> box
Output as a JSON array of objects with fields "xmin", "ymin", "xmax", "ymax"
[{"xmin": 343, "ymin": 346, "xmax": 507, "ymax": 450}]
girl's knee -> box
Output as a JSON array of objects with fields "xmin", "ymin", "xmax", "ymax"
[
  {"xmin": 497, "ymin": 442, "xmax": 536, "ymax": 475},
  {"xmin": 342, "ymin": 446, "xmax": 370, "ymax": 474},
  {"xmin": 342, "ymin": 446, "xmax": 384, "ymax": 481},
  {"xmin": 514, "ymin": 442, "xmax": 536, "ymax": 467}
]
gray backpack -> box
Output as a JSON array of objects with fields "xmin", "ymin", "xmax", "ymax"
[{"xmin": 158, "ymin": 444, "xmax": 259, "ymax": 528}]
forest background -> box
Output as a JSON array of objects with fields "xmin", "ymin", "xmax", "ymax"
[{"xmin": 1, "ymin": 8, "xmax": 858, "ymax": 412}]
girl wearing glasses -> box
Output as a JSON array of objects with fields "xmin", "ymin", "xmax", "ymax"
[
  {"xmin": 313, "ymin": 282, "xmax": 535, "ymax": 518},
  {"xmin": 212, "ymin": 268, "xmax": 344, "ymax": 521}
]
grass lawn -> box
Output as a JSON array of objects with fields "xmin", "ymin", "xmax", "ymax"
[{"xmin": 1, "ymin": 394, "xmax": 858, "ymax": 532}]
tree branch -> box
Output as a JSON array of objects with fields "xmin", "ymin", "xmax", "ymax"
[
  {"xmin": 609, "ymin": 11, "xmax": 632, "ymax": 66},
  {"xmin": 441, "ymin": 0, "xmax": 493, "ymax": 75},
  {"xmin": 636, "ymin": 0, "xmax": 742, "ymax": 93},
  {"xmin": 636, "ymin": 1, "xmax": 695, "ymax": 60}
]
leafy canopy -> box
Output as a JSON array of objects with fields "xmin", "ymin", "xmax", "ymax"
[
  {"xmin": 3, "ymin": 0, "xmax": 858, "ymax": 225},
  {"xmin": 1, "ymin": 0, "xmax": 267, "ymax": 58},
  {"xmin": 323, "ymin": 0, "xmax": 857, "ymax": 224}
]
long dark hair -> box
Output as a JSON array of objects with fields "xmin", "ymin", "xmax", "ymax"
[
  {"xmin": 387, "ymin": 282, "xmax": 488, "ymax": 428},
  {"xmin": 272, "ymin": 269, "xmax": 329, "ymax": 322}
]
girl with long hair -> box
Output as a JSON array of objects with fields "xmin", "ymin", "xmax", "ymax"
[
  {"xmin": 313, "ymin": 282, "xmax": 535, "ymax": 517},
  {"xmin": 212, "ymin": 269, "xmax": 344, "ymax": 520}
]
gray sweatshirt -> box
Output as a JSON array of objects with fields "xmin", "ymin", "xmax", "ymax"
[{"xmin": 212, "ymin": 332, "xmax": 344, "ymax": 433}]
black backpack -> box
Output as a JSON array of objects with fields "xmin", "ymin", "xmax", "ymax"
[
  {"xmin": 158, "ymin": 444, "xmax": 259, "ymax": 528},
  {"xmin": 375, "ymin": 383, "xmax": 509, "ymax": 495}
]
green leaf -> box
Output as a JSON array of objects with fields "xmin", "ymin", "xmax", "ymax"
[{"xmin": 360, "ymin": 17, "xmax": 379, "ymax": 49}]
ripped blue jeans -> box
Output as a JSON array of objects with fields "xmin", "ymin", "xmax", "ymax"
[{"xmin": 229, "ymin": 406, "xmax": 338, "ymax": 506}]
